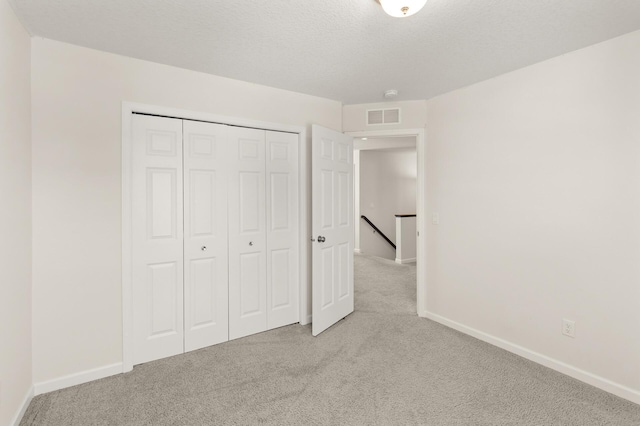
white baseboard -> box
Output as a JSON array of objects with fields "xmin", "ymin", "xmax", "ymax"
[
  {"xmin": 10, "ymin": 385, "xmax": 33, "ymax": 426},
  {"xmin": 422, "ymin": 310, "xmax": 640, "ymax": 406},
  {"xmin": 395, "ymin": 257, "xmax": 416, "ymax": 264},
  {"xmin": 354, "ymin": 248, "xmax": 362, "ymax": 253},
  {"xmin": 34, "ymin": 362, "xmax": 123, "ymax": 396}
]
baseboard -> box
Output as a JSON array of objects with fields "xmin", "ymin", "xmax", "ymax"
[
  {"xmin": 395, "ymin": 257, "xmax": 416, "ymax": 264},
  {"xmin": 422, "ymin": 310, "xmax": 640, "ymax": 406},
  {"xmin": 34, "ymin": 362, "xmax": 123, "ymax": 396},
  {"xmin": 354, "ymin": 248, "xmax": 362, "ymax": 253},
  {"xmin": 10, "ymin": 385, "xmax": 33, "ymax": 426}
]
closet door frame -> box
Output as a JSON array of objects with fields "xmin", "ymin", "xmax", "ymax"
[{"xmin": 121, "ymin": 102, "xmax": 308, "ymax": 373}]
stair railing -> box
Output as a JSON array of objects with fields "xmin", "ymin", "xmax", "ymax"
[{"xmin": 360, "ymin": 215, "xmax": 396, "ymax": 250}]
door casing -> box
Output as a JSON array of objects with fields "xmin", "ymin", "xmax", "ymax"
[{"xmin": 346, "ymin": 129, "xmax": 427, "ymax": 318}]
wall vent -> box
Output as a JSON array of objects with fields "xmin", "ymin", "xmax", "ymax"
[{"xmin": 367, "ymin": 108, "xmax": 401, "ymax": 125}]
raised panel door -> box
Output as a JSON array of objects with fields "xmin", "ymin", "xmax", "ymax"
[
  {"xmin": 183, "ymin": 120, "xmax": 229, "ymax": 352},
  {"xmin": 265, "ymin": 131, "xmax": 299, "ymax": 329},
  {"xmin": 228, "ymin": 127, "xmax": 267, "ymax": 340},
  {"xmin": 311, "ymin": 125, "xmax": 354, "ymax": 336},
  {"xmin": 132, "ymin": 114, "xmax": 184, "ymax": 364}
]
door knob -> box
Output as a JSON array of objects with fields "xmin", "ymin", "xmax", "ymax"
[
  {"xmin": 317, "ymin": 236, "xmax": 326, "ymax": 243},
  {"xmin": 201, "ymin": 246, "xmax": 207, "ymax": 251},
  {"xmin": 249, "ymin": 241, "xmax": 254, "ymax": 246}
]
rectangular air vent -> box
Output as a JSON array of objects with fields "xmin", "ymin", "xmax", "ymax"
[
  {"xmin": 367, "ymin": 109, "xmax": 384, "ymax": 125},
  {"xmin": 367, "ymin": 108, "xmax": 401, "ymax": 125}
]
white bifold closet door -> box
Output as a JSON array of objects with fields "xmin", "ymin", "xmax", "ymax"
[
  {"xmin": 133, "ymin": 116, "xmax": 230, "ymax": 364},
  {"xmin": 132, "ymin": 114, "xmax": 299, "ymax": 365},
  {"xmin": 265, "ymin": 130, "xmax": 299, "ymax": 330},
  {"xmin": 228, "ymin": 128, "xmax": 299, "ymax": 340},
  {"xmin": 183, "ymin": 120, "xmax": 229, "ymax": 352},
  {"xmin": 228, "ymin": 127, "xmax": 267, "ymax": 339},
  {"xmin": 132, "ymin": 115, "xmax": 185, "ymax": 364}
]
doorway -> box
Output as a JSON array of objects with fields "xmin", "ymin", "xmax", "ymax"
[
  {"xmin": 353, "ymin": 136, "xmax": 418, "ymax": 310},
  {"xmin": 346, "ymin": 129, "xmax": 426, "ymax": 317},
  {"xmin": 355, "ymin": 137, "xmax": 417, "ymax": 261}
]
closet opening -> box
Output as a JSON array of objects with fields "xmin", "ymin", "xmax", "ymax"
[{"xmin": 122, "ymin": 103, "xmax": 309, "ymax": 371}]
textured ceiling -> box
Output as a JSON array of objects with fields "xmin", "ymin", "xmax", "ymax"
[{"xmin": 10, "ymin": 0, "xmax": 640, "ymax": 104}]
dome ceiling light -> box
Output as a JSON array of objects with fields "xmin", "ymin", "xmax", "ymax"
[
  {"xmin": 378, "ymin": 0, "xmax": 428, "ymax": 18},
  {"xmin": 384, "ymin": 89, "xmax": 398, "ymax": 99}
]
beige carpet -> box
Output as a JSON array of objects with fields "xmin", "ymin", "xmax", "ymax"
[{"xmin": 21, "ymin": 254, "xmax": 640, "ymax": 425}]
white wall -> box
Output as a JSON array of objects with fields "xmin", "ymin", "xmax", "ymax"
[
  {"xmin": 31, "ymin": 38, "xmax": 342, "ymax": 384},
  {"xmin": 395, "ymin": 216, "xmax": 416, "ymax": 263},
  {"xmin": 359, "ymin": 149, "xmax": 417, "ymax": 260},
  {"xmin": 425, "ymin": 30, "xmax": 640, "ymax": 399},
  {"xmin": 0, "ymin": 0, "xmax": 32, "ymax": 424}
]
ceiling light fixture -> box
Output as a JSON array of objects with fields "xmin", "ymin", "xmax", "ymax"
[
  {"xmin": 384, "ymin": 89, "xmax": 398, "ymax": 99},
  {"xmin": 378, "ymin": 0, "xmax": 427, "ymax": 18}
]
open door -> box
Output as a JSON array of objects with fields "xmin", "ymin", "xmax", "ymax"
[{"xmin": 311, "ymin": 125, "xmax": 354, "ymax": 336}]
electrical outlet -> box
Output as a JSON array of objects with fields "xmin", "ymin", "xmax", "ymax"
[
  {"xmin": 432, "ymin": 212, "xmax": 440, "ymax": 225},
  {"xmin": 562, "ymin": 319, "xmax": 576, "ymax": 338}
]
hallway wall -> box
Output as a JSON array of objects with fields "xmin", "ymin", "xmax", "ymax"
[{"xmin": 359, "ymin": 149, "xmax": 417, "ymax": 260}]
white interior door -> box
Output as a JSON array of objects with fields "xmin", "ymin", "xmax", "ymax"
[
  {"xmin": 228, "ymin": 127, "xmax": 267, "ymax": 340},
  {"xmin": 311, "ymin": 125, "xmax": 354, "ymax": 336},
  {"xmin": 183, "ymin": 121, "xmax": 229, "ymax": 352},
  {"xmin": 265, "ymin": 131, "xmax": 299, "ymax": 329},
  {"xmin": 132, "ymin": 114, "xmax": 184, "ymax": 364}
]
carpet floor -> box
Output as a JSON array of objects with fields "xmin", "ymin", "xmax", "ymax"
[{"xmin": 21, "ymin": 254, "xmax": 640, "ymax": 425}]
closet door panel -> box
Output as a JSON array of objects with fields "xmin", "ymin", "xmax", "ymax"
[
  {"xmin": 183, "ymin": 121, "xmax": 229, "ymax": 352},
  {"xmin": 266, "ymin": 131, "xmax": 299, "ymax": 329},
  {"xmin": 239, "ymin": 252, "xmax": 262, "ymax": 315},
  {"xmin": 229, "ymin": 127, "xmax": 267, "ymax": 340},
  {"xmin": 132, "ymin": 114, "xmax": 184, "ymax": 365}
]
